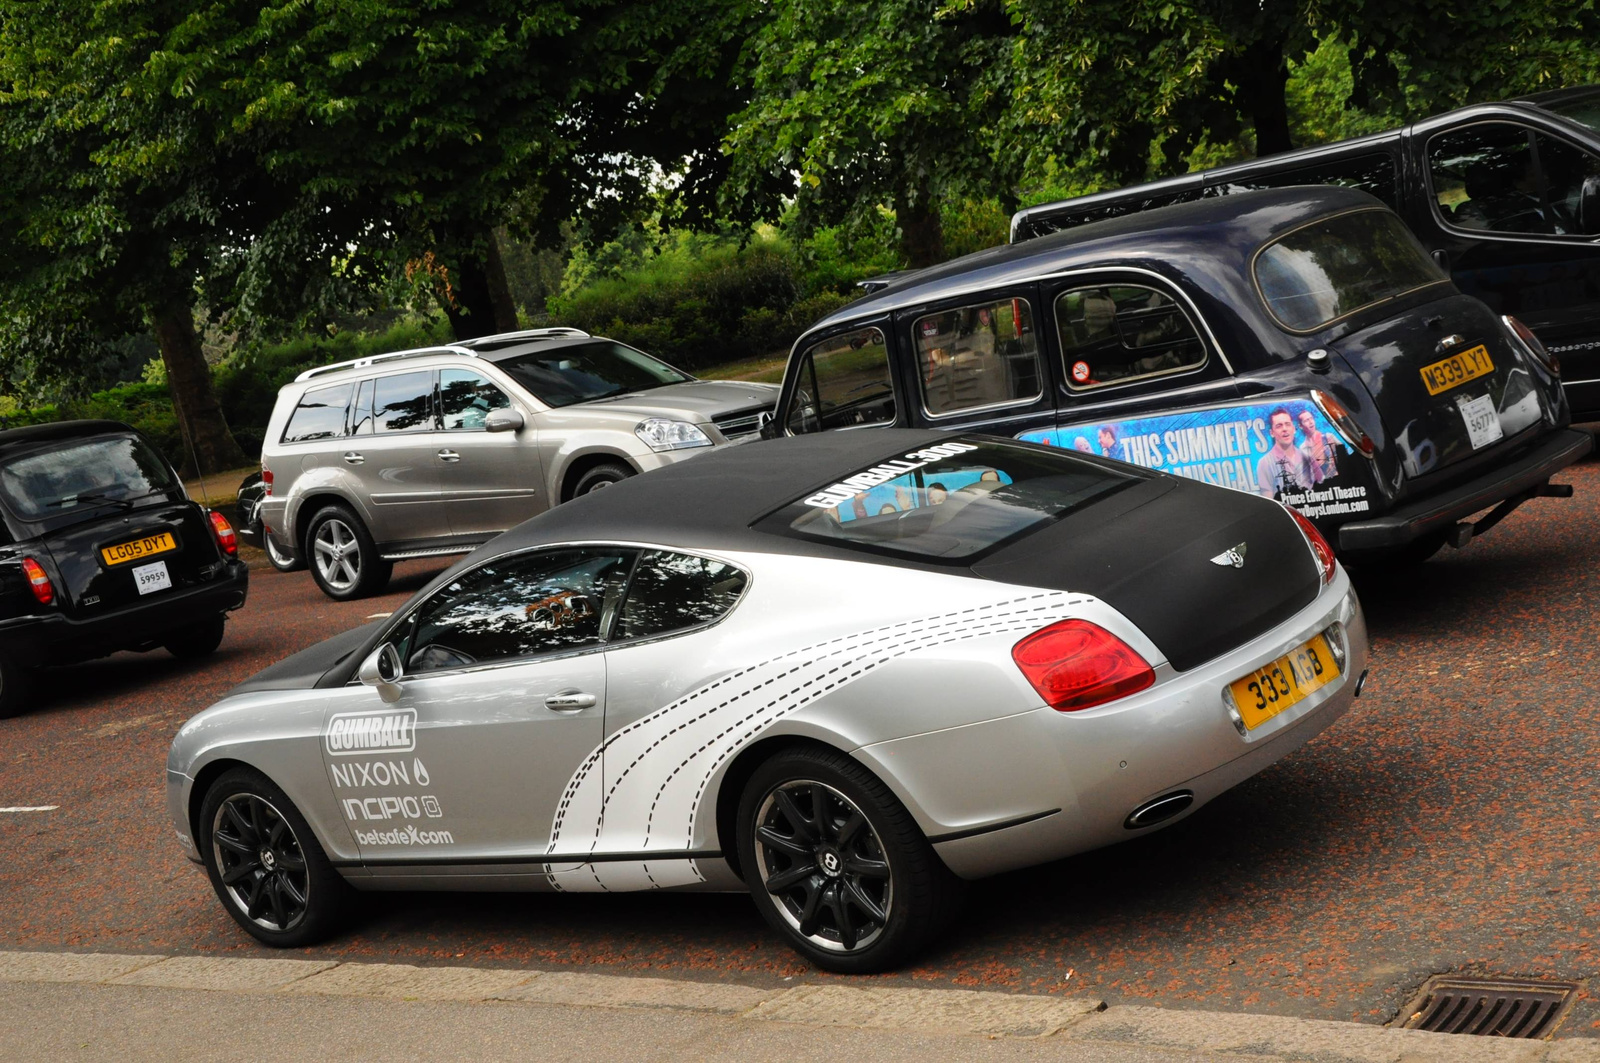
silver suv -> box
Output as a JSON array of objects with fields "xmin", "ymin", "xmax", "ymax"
[{"xmin": 257, "ymin": 328, "xmax": 777, "ymax": 599}]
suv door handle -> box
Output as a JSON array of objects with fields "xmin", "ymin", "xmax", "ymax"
[
  {"xmin": 437, "ymin": 449, "xmax": 460, "ymax": 462},
  {"xmin": 545, "ymin": 691, "xmax": 597, "ymax": 712},
  {"xmin": 343, "ymin": 452, "xmax": 365, "ymax": 465}
]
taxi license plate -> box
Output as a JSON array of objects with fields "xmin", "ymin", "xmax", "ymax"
[
  {"xmin": 1419, "ymin": 344, "xmax": 1494, "ymax": 396},
  {"xmin": 1227, "ymin": 633, "xmax": 1341, "ymax": 731},
  {"xmin": 101, "ymin": 531, "xmax": 177, "ymax": 566}
]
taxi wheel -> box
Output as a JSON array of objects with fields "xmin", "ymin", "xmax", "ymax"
[
  {"xmin": 199, "ymin": 767, "xmax": 350, "ymax": 948},
  {"xmin": 737, "ymin": 747, "xmax": 965, "ymax": 974},
  {"xmin": 165, "ymin": 615, "xmax": 226, "ymax": 659},
  {"xmin": 570, "ymin": 462, "xmax": 634, "ymax": 499},
  {"xmin": 0, "ymin": 653, "xmax": 30, "ymax": 719},
  {"xmin": 305, "ymin": 504, "xmax": 391, "ymax": 600}
]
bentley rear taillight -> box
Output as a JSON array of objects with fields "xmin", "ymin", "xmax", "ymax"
[
  {"xmin": 20, "ymin": 557, "xmax": 53, "ymax": 605},
  {"xmin": 1284, "ymin": 504, "xmax": 1336, "ymax": 585},
  {"xmin": 1012, "ymin": 620, "xmax": 1155, "ymax": 712}
]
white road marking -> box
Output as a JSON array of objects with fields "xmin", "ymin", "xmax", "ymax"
[
  {"xmin": 0, "ymin": 806, "xmax": 58, "ymax": 813},
  {"xmin": 365, "ymin": 612, "xmax": 392, "ymax": 619}
]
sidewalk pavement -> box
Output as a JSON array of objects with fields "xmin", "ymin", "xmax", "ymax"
[{"xmin": 3, "ymin": 949, "xmax": 1597, "ymax": 1062}]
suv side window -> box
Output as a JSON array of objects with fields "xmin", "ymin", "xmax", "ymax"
[
  {"xmin": 784, "ymin": 326, "xmax": 895, "ymax": 433},
  {"xmin": 611, "ymin": 550, "xmax": 748, "ymax": 643},
  {"xmin": 398, "ymin": 547, "xmax": 638, "ymax": 673},
  {"xmin": 440, "ymin": 368, "xmax": 512, "ymax": 430},
  {"xmin": 282, "ymin": 383, "xmax": 353, "ymax": 444},
  {"xmin": 1533, "ymin": 133, "xmax": 1600, "ymax": 236},
  {"xmin": 372, "ymin": 371, "xmax": 438, "ymax": 433},
  {"xmin": 1056, "ymin": 284, "xmax": 1206, "ymax": 390},
  {"xmin": 912, "ymin": 297, "xmax": 1041, "ymax": 416},
  {"xmin": 1429, "ymin": 123, "xmax": 1555, "ymax": 235}
]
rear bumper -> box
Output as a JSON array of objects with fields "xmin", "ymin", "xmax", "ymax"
[
  {"xmin": 0, "ymin": 560, "xmax": 249, "ymax": 665},
  {"xmin": 1337, "ymin": 427, "xmax": 1592, "ymax": 552}
]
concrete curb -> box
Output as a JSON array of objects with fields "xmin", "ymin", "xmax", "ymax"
[{"xmin": 3, "ymin": 949, "xmax": 1597, "ymax": 1061}]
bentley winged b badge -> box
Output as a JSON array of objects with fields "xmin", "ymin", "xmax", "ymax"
[{"xmin": 1210, "ymin": 542, "xmax": 1248, "ymax": 569}]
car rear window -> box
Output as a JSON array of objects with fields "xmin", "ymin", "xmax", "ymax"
[
  {"xmin": 282, "ymin": 382, "xmax": 353, "ymax": 443},
  {"xmin": 1253, "ymin": 208, "xmax": 1445, "ymax": 332},
  {"xmin": 0, "ymin": 434, "xmax": 176, "ymax": 520},
  {"xmin": 762, "ymin": 439, "xmax": 1141, "ymax": 560}
]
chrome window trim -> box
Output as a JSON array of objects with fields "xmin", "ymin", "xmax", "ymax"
[
  {"xmin": 1051, "ymin": 280, "xmax": 1212, "ymax": 396},
  {"xmin": 363, "ymin": 540, "xmax": 753, "ymax": 684},
  {"xmin": 1423, "ymin": 119, "xmax": 1600, "ymax": 246},
  {"xmin": 911, "ymin": 295, "xmax": 1047, "ymax": 422},
  {"xmin": 1247, "ymin": 207, "xmax": 1451, "ymax": 336}
]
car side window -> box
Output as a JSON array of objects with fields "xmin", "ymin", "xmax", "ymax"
[
  {"xmin": 372, "ymin": 371, "xmax": 438, "ymax": 433},
  {"xmin": 1533, "ymin": 133, "xmax": 1600, "ymax": 236},
  {"xmin": 398, "ymin": 547, "xmax": 639, "ymax": 673},
  {"xmin": 440, "ymin": 369, "xmax": 512, "ymax": 430},
  {"xmin": 784, "ymin": 327, "xmax": 895, "ymax": 433},
  {"xmin": 1429, "ymin": 123, "xmax": 1555, "ymax": 235},
  {"xmin": 1055, "ymin": 284, "xmax": 1206, "ymax": 391},
  {"xmin": 349, "ymin": 379, "xmax": 375, "ymax": 436},
  {"xmin": 912, "ymin": 297, "xmax": 1042, "ymax": 416},
  {"xmin": 281, "ymin": 383, "xmax": 353, "ymax": 444},
  {"xmin": 611, "ymin": 550, "xmax": 748, "ymax": 643}
]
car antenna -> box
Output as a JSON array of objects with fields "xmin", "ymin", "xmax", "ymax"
[{"xmin": 175, "ymin": 403, "xmax": 213, "ymax": 507}]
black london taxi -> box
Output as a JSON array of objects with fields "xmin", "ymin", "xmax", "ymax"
[
  {"xmin": 1011, "ymin": 86, "xmax": 1600, "ymax": 418},
  {"xmin": 766, "ymin": 186, "xmax": 1591, "ymax": 563},
  {"xmin": 0, "ymin": 421, "xmax": 249, "ymax": 717}
]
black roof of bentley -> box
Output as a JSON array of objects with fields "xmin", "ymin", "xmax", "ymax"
[
  {"xmin": 803, "ymin": 185, "xmax": 1380, "ymax": 337},
  {"xmin": 495, "ymin": 429, "xmax": 961, "ymax": 556}
]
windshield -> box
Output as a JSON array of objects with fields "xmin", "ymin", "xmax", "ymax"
[
  {"xmin": 1543, "ymin": 91, "xmax": 1600, "ymax": 134},
  {"xmin": 762, "ymin": 438, "xmax": 1140, "ymax": 560},
  {"xmin": 494, "ymin": 341, "xmax": 691, "ymax": 408},
  {"xmin": 0, "ymin": 434, "xmax": 177, "ymax": 520},
  {"xmin": 1253, "ymin": 208, "xmax": 1446, "ymax": 332}
]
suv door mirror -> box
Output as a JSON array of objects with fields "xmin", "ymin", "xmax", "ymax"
[
  {"xmin": 358, "ymin": 643, "xmax": 405, "ymax": 703},
  {"xmin": 1580, "ymin": 175, "xmax": 1600, "ymax": 236},
  {"xmin": 484, "ymin": 408, "xmax": 524, "ymax": 433}
]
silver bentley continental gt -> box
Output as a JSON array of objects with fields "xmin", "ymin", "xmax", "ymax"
[{"xmin": 167, "ymin": 430, "xmax": 1368, "ymax": 971}]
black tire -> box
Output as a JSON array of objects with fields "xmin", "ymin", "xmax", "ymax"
[
  {"xmin": 198, "ymin": 767, "xmax": 351, "ymax": 947},
  {"xmin": 164, "ymin": 614, "xmax": 227, "ymax": 659},
  {"xmin": 736, "ymin": 746, "xmax": 965, "ymax": 973},
  {"xmin": 263, "ymin": 532, "xmax": 304, "ymax": 573},
  {"xmin": 304, "ymin": 504, "xmax": 391, "ymax": 600},
  {"xmin": 0, "ymin": 652, "xmax": 31, "ymax": 719},
  {"xmin": 569, "ymin": 461, "xmax": 635, "ymax": 499}
]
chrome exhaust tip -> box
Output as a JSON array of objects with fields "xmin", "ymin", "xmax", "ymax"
[{"xmin": 1124, "ymin": 790, "xmax": 1194, "ymax": 830}]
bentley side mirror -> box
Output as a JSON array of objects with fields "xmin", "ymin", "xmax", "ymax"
[
  {"xmin": 484, "ymin": 408, "xmax": 525, "ymax": 433},
  {"xmin": 358, "ymin": 643, "xmax": 405, "ymax": 703}
]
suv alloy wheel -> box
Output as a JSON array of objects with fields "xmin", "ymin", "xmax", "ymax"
[{"xmin": 304, "ymin": 504, "xmax": 392, "ymax": 600}]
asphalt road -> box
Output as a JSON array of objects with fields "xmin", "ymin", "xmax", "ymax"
[{"xmin": 6, "ymin": 448, "xmax": 1600, "ymax": 1034}]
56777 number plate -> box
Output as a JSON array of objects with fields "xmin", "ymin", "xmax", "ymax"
[{"xmin": 1227, "ymin": 633, "xmax": 1340, "ymax": 730}]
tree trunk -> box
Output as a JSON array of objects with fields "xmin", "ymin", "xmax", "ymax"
[
  {"xmin": 895, "ymin": 186, "xmax": 946, "ymax": 270},
  {"xmin": 150, "ymin": 295, "xmax": 246, "ymax": 477},
  {"xmin": 1234, "ymin": 38, "xmax": 1294, "ymax": 157},
  {"xmin": 440, "ymin": 229, "xmax": 519, "ymax": 341}
]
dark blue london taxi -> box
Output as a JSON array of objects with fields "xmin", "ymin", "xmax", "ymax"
[
  {"xmin": 0, "ymin": 421, "xmax": 249, "ymax": 717},
  {"xmin": 766, "ymin": 186, "xmax": 1591, "ymax": 562}
]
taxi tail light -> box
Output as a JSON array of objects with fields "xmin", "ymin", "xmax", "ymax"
[
  {"xmin": 1284, "ymin": 504, "xmax": 1336, "ymax": 585},
  {"xmin": 20, "ymin": 557, "xmax": 53, "ymax": 605},
  {"xmin": 1310, "ymin": 389, "xmax": 1375, "ymax": 458},
  {"xmin": 208, "ymin": 509, "xmax": 238, "ymax": 557},
  {"xmin": 1504, "ymin": 315, "xmax": 1559, "ymax": 376},
  {"xmin": 1012, "ymin": 619, "xmax": 1155, "ymax": 712}
]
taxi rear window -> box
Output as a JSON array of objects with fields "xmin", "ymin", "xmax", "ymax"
[
  {"xmin": 0, "ymin": 434, "xmax": 176, "ymax": 520},
  {"xmin": 761, "ymin": 439, "xmax": 1140, "ymax": 560},
  {"xmin": 1253, "ymin": 209, "xmax": 1445, "ymax": 332}
]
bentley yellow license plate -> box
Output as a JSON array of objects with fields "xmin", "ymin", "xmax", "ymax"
[
  {"xmin": 1419, "ymin": 344, "xmax": 1494, "ymax": 396},
  {"xmin": 1228, "ymin": 634, "xmax": 1340, "ymax": 730},
  {"xmin": 101, "ymin": 531, "xmax": 176, "ymax": 566}
]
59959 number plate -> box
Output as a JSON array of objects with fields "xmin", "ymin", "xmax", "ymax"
[{"xmin": 1227, "ymin": 633, "xmax": 1340, "ymax": 730}]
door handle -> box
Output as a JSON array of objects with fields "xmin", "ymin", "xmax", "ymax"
[
  {"xmin": 437, "ymin": 449, "xmax": 461, "ymax": 462},
  {"xmin": 343, "ymin": 452, "xmax": 365, "ymax": 465},
  {"xmin": 544, "ymin": 691, "xmax": 597, "ymax": 712}
]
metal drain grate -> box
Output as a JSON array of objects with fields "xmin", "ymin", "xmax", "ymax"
[{"xmin": 1398, "ymin": 977, "xmax": 1578, "ymax": 1039}]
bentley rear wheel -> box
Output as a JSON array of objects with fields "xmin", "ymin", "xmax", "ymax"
[
  {"xmin": 199, "ymin": 767, "xmax": 350, "ymax": 947},
  {"xmin": 737, "ymin": 747, "xmax": 964, "ymax": 973}
]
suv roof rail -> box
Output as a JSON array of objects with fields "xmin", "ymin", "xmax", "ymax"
[
  {"xmin": 294, "ymin": 344, "xmax": 479, "ymax": 383},
  {"xmin": 460, "ymin": 327, "xmax": 591, "ymax": 345}
]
